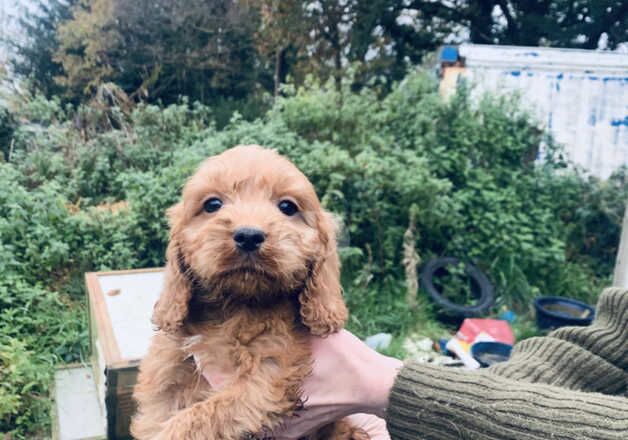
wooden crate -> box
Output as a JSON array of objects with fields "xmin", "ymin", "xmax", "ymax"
[{"xmin": 85, "ymin": 268, "xmax": 164, "ymax": 439}]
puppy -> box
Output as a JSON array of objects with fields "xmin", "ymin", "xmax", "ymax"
[{"xmin": 131, "ymin": 145, "xmax": 368, "ymax": 439}]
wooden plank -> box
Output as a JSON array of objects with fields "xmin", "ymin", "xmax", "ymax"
[
  {"xmin": 109, "ymin": 359, "xmax": 142, "ymax": 370},
  {"xmin": 86, "ymin": 272, "xmax": 122, "ymax": 364},
  {"xmin": 91, "ymin": 335, "xmax": 107, "ymax": 425},
  {"xmin": 92, "ymin": 267, "xmax": 164, "ymax": 277},
  {"xmin": 613, "ymin": 204, "xmax": 628, "ymax": 288}
]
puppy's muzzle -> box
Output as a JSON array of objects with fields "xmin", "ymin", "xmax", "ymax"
[{"xmin": 233, "ymin": 227, "xmax": 265, "ymax": 252}]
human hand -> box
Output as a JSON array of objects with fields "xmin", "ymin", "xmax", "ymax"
[
  {"xmin": 272, "ymin": 329, "xmax": 403, "ymax": 439},
  {"xmin": 196, "ymin": 329, "xmax": 402, "ymax": 439}
]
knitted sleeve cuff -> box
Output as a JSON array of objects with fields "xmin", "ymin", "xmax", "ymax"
[
  {"xmin": 385, "ymin": 362, "xmax": 628, "ymax": 440},
  {"xmin": 488, "ymin": 287, "xmax": 627, "ymax": 396},
  {"xmin": 549, "ymin": 287, "xmax": 628, "ymax": 372},
  {"xmin": 488, "ymin": 336, "xmax": 626, "ymax": 395}
]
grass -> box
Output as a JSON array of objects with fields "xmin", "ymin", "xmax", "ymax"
[{"xmin": 343, "ymin": 272, "xmax": 545, "ymax": 361}]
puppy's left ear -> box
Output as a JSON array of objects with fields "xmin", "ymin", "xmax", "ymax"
[
  {"xmin": 152, "ymin": 202, "xmax": 192, "ymax": 333},
  {"xmin": 299, "ymin": 212, "xmax": 348, "ymax": 336}
]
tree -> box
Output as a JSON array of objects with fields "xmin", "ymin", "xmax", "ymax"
[
  {"xmin": 55, "ymin": 0, "xmax": 265, "ymax": 105},
  {"xmin": 548, "ymin": 0, "xmax": 627, "ymax": 49},
  {"xmin": 350, "ymin": 0, "xmax": 452, "ymax": 85},
  {"xmin": 402, "ymin": 1, "xmax": 627, "ymax": 49},
  {"xmin": 0, "ymin": 105, "xmax": 16, "ymax": 161},
  {"xmin": 345, "ymin": 0, "xmax": 627, "ymax": 88},
  {"xmin": 8, "ymin": 0, "xmax": 77, "ymax": 98},
  {"xmin": 256, "ymin": 0, "xmax": 307, "ymax": 96},
  {"xmin": 306, "ymin": 1, "xmax": 356, "ymax": 91},
  {"xmin": 7, "ymin": 0, "xmax": 625, "ymax": 106},
  {"xmin": 53, "ymin": 0, "xmax": 119, "ymax": 99}
]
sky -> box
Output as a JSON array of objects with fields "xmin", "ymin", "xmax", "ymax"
[
  {"xmin": 0, "ymin": 0, "xmax": 33, "ymax": 97},
  {"xmin": 0, "ymin": 0, "xmax": 27, "ymax": 31},
  {"xmin": 0, "ymin": 1, "xmax": 27, "ymax": 61},
  {"xmin": 0, "ymin": 0, "xmax": 37, "ymax": 48}
]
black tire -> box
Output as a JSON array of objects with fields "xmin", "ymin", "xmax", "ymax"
[{"xmin": 420, "ymin": 257, "xmax": 494, "ymax": 318}]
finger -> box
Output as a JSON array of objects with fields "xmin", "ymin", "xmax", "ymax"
[{"xmin": 346, "ymin": 413, "xmax": 390, "ymax": 440}]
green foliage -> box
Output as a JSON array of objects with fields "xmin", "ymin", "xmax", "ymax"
[
  {"xmin": 0, "ymin": 273, "xmax": 85, "ymax": 438},
  {"xmin": 431, "ymin": 262, "xmax": 478, "ymax": 306},
  {"xmin": 0, "ymin": 338, "xmax": 52, "ymax": 438},
  {"xmin": 0, "ymin": 71, "xmax": 625, "ymax": 436},
  {"xmin": 564, "ymin": 171, "xmax": 628, "ymax": 277}
]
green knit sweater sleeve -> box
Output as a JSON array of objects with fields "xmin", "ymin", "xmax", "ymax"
[{"xmin": 385, "ymin": 288, "xmax": 628, "ymax": 439}]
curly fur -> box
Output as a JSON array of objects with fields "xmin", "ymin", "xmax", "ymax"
[{"xmin": 131, "ymin": 145, "xmax": 365, "ymax": 440}]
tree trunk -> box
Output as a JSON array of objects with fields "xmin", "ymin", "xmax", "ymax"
[
  {"xmin": 273, "ymin": 47, "xmax": 286, "ymax": 97},
  {"xmin": 613, "ymin": 202, "xmax": 628, "ymax": 288},
  {"xmin": 468, "ymin": 1, "xmax": 496, "ymax": 44},
  {"xmin": 333, "ymin": 45, "xmax": 342, "ymax": 92}
]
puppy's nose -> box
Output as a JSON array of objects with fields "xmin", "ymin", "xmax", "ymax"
[{"xmin": 233, "ymin": 227, "xmax": 265, "ymax": 252}]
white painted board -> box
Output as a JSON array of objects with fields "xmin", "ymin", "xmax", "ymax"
[
  {"xmin": 54, "ymin": 366, "xmax": 106, "ymax": 440},
  {"xmin": 447, "ymin": 44, "xmax": 628, "ymax": 179},
  {"xmin": 96, "ymin": 270, "xmax": 164, "ymax": 360}
]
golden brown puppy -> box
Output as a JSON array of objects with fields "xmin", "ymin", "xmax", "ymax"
[{"xmin": 131, "ymin": 145, "xmax": 368, "ymax": 440}]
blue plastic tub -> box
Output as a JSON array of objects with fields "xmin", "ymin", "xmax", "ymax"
[
  {"xmin": 534, "ymin": 296, "xmax": 595, "ymax": 330},
  {"xmin": 471, "ymin": 342, "xmax": 513, "ymax": 367}
]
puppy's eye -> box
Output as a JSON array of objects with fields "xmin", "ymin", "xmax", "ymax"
[
  {"xmin": 203, "ymin": 197, "xmax": 223, "ymax": 213},
  {"xmin": 278, "ymin": 200, "xmax": 298, "ymax": 216}
]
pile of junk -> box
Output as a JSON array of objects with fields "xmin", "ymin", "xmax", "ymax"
[{"xmin": 365, "ymin": 257, "xmax": 596, "ymax": 370}]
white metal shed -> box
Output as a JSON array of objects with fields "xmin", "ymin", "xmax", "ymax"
[{"xmin": 439, "ymin": 44, "xmax": 628, "ymax": 179}]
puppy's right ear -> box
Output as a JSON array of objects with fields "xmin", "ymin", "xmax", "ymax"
[{"xmin": 152, "ymin": 203, "xmax": 191, "ymax": 333}]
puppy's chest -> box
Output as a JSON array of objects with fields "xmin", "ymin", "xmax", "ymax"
[{"xmin": 182, "ymin": 308, "xmax": 308, "ymax": 381}]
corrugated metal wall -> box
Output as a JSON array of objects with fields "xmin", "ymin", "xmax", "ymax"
[{"xmin": 440, "ymin": 44, "xmax": 628, "ymax": 179}]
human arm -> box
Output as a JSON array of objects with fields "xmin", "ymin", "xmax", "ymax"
[
  {"xmin": 386, "ymin": 358, "xmax": 627, "ymax": 439},
  {"xmin": 276, "ymin": 288, "xmax": 628, "ymax": 439},
  {"xmin": 387, "ymin": 287, "xmax": 628, "ymax": 439}
]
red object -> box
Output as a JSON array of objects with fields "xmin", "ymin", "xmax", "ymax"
[{"xmin": 456, "ymin": 318, "xmax": 515, "ymax": 345}]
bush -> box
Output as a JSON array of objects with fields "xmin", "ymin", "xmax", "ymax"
[
  {"xmin": 0, "ymin": 338, "xmax": 52, "ymax": 437},
  {"xmin": 0, "ymin": 273, "xmax": 85, "ymax": 438},
  {"xmin": 0, "ymin": 71, "xmax": 625, "ymax": 436}
]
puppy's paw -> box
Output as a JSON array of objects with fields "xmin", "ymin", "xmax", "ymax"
[
  {"xmin": 155, "ymin": 409, "xmax": 207, "ymax": 440},
  {"xmin": 329, "ymin": 416, "xmax": 376, "ymax": 440},
  {"xmin": 348, "ymin": 428, "xmax": 370, "ymax": 440}
]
